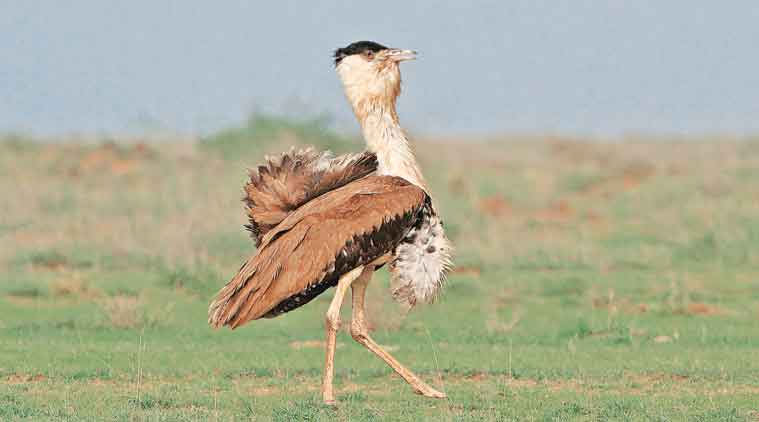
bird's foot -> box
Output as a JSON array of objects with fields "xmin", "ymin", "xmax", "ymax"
[
  {"xmin": 414, "ymin": 384, "xmax": 447, "ymax": 399},
  {"xmin": 322, "ymin": 390, "xmax": 337, "ymax": 406}
]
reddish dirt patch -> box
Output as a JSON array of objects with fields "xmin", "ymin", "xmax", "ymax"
[
  {"xmin": 533, "ymin": 200, "xmax": 574, "ymax": 222},
  {"xmin": 620, "ymin": 161, "xmax": 655, "ymax": 189},
  {"xmin": 131, "ymin": 142, "xmax": 154, "ymax": 157},
  {"xmin": 109, "ymin": 159, "xmax": 138, "ymax": 175},
  {"xmin": 686, "ymin": 302, "xmax": 722, "ymax": 315},
  {"xmin": 478, "ymin": 195, "xmax": 512, "ymax": 217},
  {"xmin": 465, "ymin": 372, "xmax": 488, "ymax": 382},
  {"xmin": 72, "ymin": 142, "xmax": 155, "ymax": 177},
  {"xmin": 6, "ymin": 373, "xmax": 47, "ymax": 384}
]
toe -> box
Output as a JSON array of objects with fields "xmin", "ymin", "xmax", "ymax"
[{"xmin": 425, "ymin": 389, "xmax": 447, "ymax": 399}]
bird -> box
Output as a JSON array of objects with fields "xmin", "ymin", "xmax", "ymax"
[{"xmin": 208, "ymin": 40, "xmax": 452, "ymax": 405}]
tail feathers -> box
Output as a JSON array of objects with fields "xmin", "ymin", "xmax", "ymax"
[
  {"xmin": 244, "ymin": 148, "xmax": 377, "ymax": 246},
  {"xmin": 208, "ymin": 230, "xmax": 305, "ymax": 328},
  {"xmin": 208, "ymin": 258, "xmax": 259, "ymax": 329},
  {"xmin": 208, "ymin": 242, "xmax": 281, "ymax": 328}
]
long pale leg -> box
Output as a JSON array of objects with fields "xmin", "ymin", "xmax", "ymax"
[
  {"xmin": 322, "ymin": 266, "xmax": 366, "ymax": 405},
  {"xmin": 349, "ymin": 271, "xmax": 446, "ymax": 399}
]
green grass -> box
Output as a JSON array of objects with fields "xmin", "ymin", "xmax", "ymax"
[{"xmin": 2, "ymin": 132, "xmax": 759, "ymax": 420}]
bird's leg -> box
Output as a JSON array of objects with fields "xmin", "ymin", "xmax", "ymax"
[
  {"xmin": 322, "ymin": 265, "xmax": 365, "ymax": 405},
  {"xmin": 349, "ymin": 272, "xmax": 446, "ymax": 399}
]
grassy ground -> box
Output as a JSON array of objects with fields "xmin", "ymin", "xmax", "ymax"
[{"xmin": 2, "ymin": 130, "xmax": 759, "ymax": 420}]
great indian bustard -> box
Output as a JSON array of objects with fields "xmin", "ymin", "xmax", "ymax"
[{"xmin": 208, "ymin": 41, "xmax": 452, "ymax": 405}]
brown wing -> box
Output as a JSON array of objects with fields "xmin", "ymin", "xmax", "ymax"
[
  {"xmin": 208, "ymin": 175, "xmax": 427, "ymax": 329},
  {"xmin": 243, "ymin": 148, "xmax": 377, "ymax": 247}
]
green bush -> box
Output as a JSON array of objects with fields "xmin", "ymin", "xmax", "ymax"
[{"xmin": 200, "ymin": 113, "xmax": 358, "ymax": 159}]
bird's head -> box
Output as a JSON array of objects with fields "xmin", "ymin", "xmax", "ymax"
[{"xmin": 334, "ymin": 41, "xmax": 416, "ymax": 120}]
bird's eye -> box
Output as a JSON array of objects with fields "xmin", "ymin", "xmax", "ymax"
[{"xmin": 364, "ymin": 51, "xmax": 374, "ymax": 60}]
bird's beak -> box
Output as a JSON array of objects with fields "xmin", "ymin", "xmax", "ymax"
[{"xmin": 386, "ymin": 48, "xmax": 417, "ymax": 62}]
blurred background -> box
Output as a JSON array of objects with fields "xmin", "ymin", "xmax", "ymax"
[
  {"xmin": 3, "ymin": 1, "xmax": 759, "ymax": 137},
  {"xmin": 2, "ymin": 2, "xmax": 759, "ymax": 420}
]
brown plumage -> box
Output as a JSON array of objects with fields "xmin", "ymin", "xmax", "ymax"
[
  {"xmin": 209, "ymin": 165, "xmax": 428, "ymax": 327},
  {"xmin": 243, "ymin": 148, "xmax": 378, "ymax": 247}
]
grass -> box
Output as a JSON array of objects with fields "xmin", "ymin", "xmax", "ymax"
[{"xmin": 2, "ymin": 127, "xmax": 759, "ymax": 420}]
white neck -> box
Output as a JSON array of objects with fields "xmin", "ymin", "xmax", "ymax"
[
  {"xmin": 356, "ymin": 103, "xmax": 427, "ymax": 191},
  {"xmin": 336, "ymin": 57, "xmax": 427, "ymax": 191}
]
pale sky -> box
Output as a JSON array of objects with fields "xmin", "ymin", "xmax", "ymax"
[{"xmin": 2, "ymin": 1, "xmax": 758, "ymax": 137}]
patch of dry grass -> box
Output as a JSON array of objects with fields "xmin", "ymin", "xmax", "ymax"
[{"xmin": 98, "ymin": 295, "xmax": 143, "ymax": 329}]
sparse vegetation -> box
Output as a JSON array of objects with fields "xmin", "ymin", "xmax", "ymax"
[
  {"xmin": 200, "ymin": 112, "xmax": 358, "ymax": 159},
  {"xmin": 2, "ymin": 125, "xmax": 759, "ymax": 420}
]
